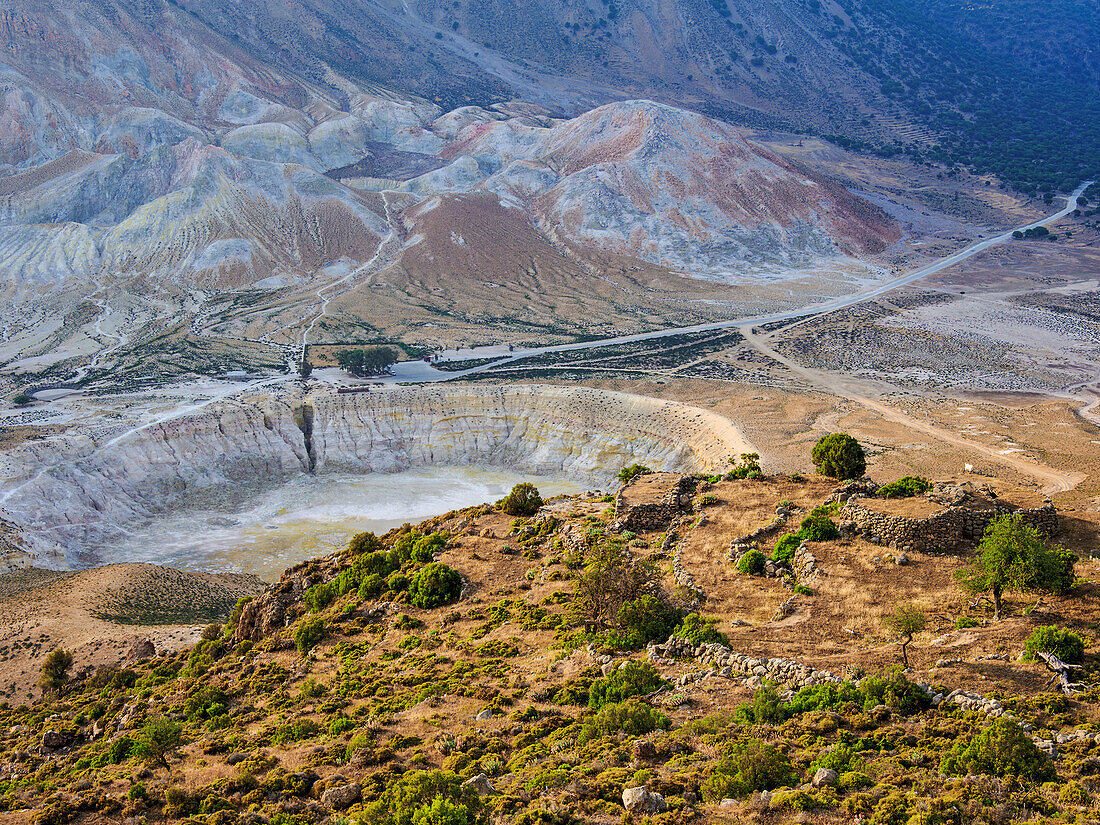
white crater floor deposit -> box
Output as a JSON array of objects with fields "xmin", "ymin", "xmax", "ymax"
[{"xmin": 101, "ymin": 467, "xmax": 582, "ymax": 581}]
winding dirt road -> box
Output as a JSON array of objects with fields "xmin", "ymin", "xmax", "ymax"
[{"xmin": 739, "ymin": 325, "xmax": 1086, "ymax": 494}]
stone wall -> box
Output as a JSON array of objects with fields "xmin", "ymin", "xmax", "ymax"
[
  {"xmin": 839, "ymin": 496, "xmax": 1057, "ymax": 554},
  {"xmin": 614, "ymin": 474, "xmax": 696, "ymax": 533}
]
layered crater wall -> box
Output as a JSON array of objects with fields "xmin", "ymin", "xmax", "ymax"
[{"xmin": 0, "ymin": 384, "xmax": 751, "ymax": 569}]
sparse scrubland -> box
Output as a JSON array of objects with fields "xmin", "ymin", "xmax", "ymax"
[{"xmin": 1, "ymin": 459, "xmax": 1098, "ymax": 825}]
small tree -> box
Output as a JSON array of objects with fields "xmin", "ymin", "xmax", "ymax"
[
  {"xmin": 882, "ymin": 604, "xmax": 926, "ymax": 668},
  {"xmin": 38, "ymin": 648, "xmax": 73, "ymax": 697},
  {"xmin": 135, "ymin": 716, "xmax": 183, "ymax": 770},
  {"xmin": 955, "ymin": 514, "xmax": 1076, "ymax": 620},
  {"xmin": 298, "ymin": 350, "xmax": 313, "ymax": 380},
  {"xmin": 13, "ymin": 393, "xmax": 32, "ymax": 406},
  {"xmin": 811, "ymin": 433, "xmax": 866, "ymax": 479},
  {"xmin": 572, "ymin": 538, "xmax": 658, "ymax": 631},
  {"xmin": 498, "ymin": 482, "xmax": 543, "ymax": 516}
]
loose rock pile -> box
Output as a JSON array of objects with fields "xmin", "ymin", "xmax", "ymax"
[{"xmin": 650, "ymin": 637, "xmax": 844, "ymax": 691}]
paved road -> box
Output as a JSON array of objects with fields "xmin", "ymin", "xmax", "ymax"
[{"xmin": 399, "ymin": 180, "xmax": 1092, "ymax": 383}]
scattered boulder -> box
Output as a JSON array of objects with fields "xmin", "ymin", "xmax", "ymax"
[
  {"xmin": 474, "ymin": 709, "xmax": 494, "ymax": 721},
  {"xmin": 320, "ymin": 783, "xmax": 361, "ymax": 810},
  {"xmin": 633, "ymin": 739, "xmax": 657, "ymax": 760},
  {"xmin": 622, "ymin": 786, "xmax": 667, "ymax": 815},
  {"xmin": 127, "ymin": 639, "xmax": 157, "ymax": 661},
  {"xmin": 41, "ymin": 730, "xmax": 71, "ymax": 749},
  {"xmin": 463, "ymin": 774, "xmax": 496, "ymax": 795},
  {"xmin": 811, "ymin": 768, "xmax": 839, "ymax": 788}
]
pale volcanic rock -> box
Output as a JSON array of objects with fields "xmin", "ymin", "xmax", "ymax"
[
  {"xmin": 307, "ymin": 116, "xmax": 373, "ymax": 169},
  {"xmin": 444, "ymin": 100, "xmax": 899, "ymax": 278},
  {"xmin": 0, "ymin": 385, "xmax": 751, "ymax": 569},
  {"xmin": 222, "ymin": 123, "xmax": 321, "ymax": 170}
]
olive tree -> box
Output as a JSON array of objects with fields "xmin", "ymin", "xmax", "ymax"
[
  {"xmin": 955, "ymin": 514, "xmax": 1076, "ymax": 620},
  {"xmin": 882, "ymin": 604, "xmax": 926, "ymax": 668}
]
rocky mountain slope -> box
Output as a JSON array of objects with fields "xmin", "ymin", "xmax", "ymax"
[{"xmin": 0, "ymin": 470, "xmax": 1096, "ymax": 823}]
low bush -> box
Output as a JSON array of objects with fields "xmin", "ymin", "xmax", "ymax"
[
  {"xmin": 304, "ymin": 582, "xmax": 336, "ymax": 612},
  {"xmin": 410, "ymin": 563, "xmax": 463, "ymax": 609},
  {"xmin": 940, "ymin": 717, "xmax": 1056, "ymax": 781},
  {"xmin": 587, "ymin": 662, "xmax": 665, "ymax": 709},
  {"xmin": 294, "ymin": 617, "xmax": 326, "ymax": 655},
  {"xmin": 499, "ymin": 483, "xmax": 544, "ymax": 517},
  {"xmin": 614, "ymin": 595, "xmax": 681, "ymax": 649},
  {"xmin": 361, "ymin": 769, "xmax": 483, "ymax": 825},
  {"xmin": 672, "ymin": 613, "xmax": 729, "ymax": 646},
  {"xmin": 772, "ymin": 533, "xmax": 801, "ymax": 564},
  {"xmin": 358, "ymin": 573, "xmax": 386, "ymax": 600},
  {"xmin": 702, "ymin": 739, "xmax": 796, "ymax": 800},
  {"xmin": 579, "ymin": 698, "xmax": 669, "ymax": 743},
  {"xmin": 1024, "ymin": 625, "xmax": 1085, "ymax": 664},
  {"xmin": 617, "ymin": 464, "xmax": 652, "ymax": 484},
  {"xmin": 737, "ymin": 549, "xmax": 766, "ymax": 576},
  {"xmin": 877, "ymin": 476, "xmax": 931, "ymax": 498},
  {"xmin": 727, "ymin": 452, "xmax": 763, "ymax": 480}
]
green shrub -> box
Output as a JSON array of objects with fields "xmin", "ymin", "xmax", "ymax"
[
  {"xmin": 877, "ymin": 476, "xmax": 931, "ymax": 498},
  {"xmin": 772, "ymin": 533, "xmax": 801, "ymax": 564},
  {"xmin": 735, "ymin": 685, "xmax": 786, "ymax": 724},
  {"xmin": 304, "ymin": 582, "xmax": 336, "ymax": 612},
  {"xmin": 587, "ymin": 662, "xmax": 665, "ymax": 709},
  {"xmin": 386, "ymin": 572, "xmax": 411, "ymax": 593},
  {"xmin": 271, "ymin": 719, "xmax": 322, "ymax": 744},
  {"xmin": 702, "ymin": 739, "xmax": 796, "ymax": 800},
  {"xmin": 358, "ymin": 573, "xmax": 386, "ymax": 600},
  {"xmin": 499, "ymin": 483, "xmax": 544, "ymax": 516},
  {"xmin": 108, "ymin": 736, "xmax": 134, "ymax": 764},
  {"xmin": 614, "ymin": 595, "xmax": 681, "ymax": 649},
  {"xmin": 1024, "ymin": 625, "xmax": 1085, "ymax": 664},
  {"xmin": 617, "ymin": 464, "xmax": 652, "ymax": 484},
  {"xmin": 395, "ymin": 531, "xmax": 450, "ymax": 565},
  {"xmin": 360, "ymin": 769, "xmax": 483, "ymax": 825},
  {"xmin": 294, "ymin": 617, "xmax": 326, "ymax": 655},
  {"xmin": 672, "ymin": 613, "xmax": 729, "ymax": 646},
  {"xmin": 410, "ymin": 563, "xmax": 463, "ymax": 609},
  {"xmin": 954, "ymin": 616, "xmax": 979, "ymax": 629},
  {"xmin": 727, "ymin": 452, "xmax": 763, "ymax": 480},
  {"xmin": 579, "ymin": 698, "xmax": 669, "ymax": 743},
  {"xmin": 348, "ymin": 531, "xmax": 385, "ymax": 555},
  {"xmin": 134, "ymin": 716, "xmax": 182, "ymax": 769},
  {"xmin": 798, "ymin": 513, "xmax": 840, "ymax": 541},
  {"xmin": 353, "ymin": 550, "xmax": 398, "ymax": 579},
  {"xmin": 737, "ymin": 549, "xmax": 766, "ymax": 576},
  {"xmin": 184, "ymin": 685, "xmax": 230, "ymax": 720},
  {"xmin": 811, "ymin": 433, "xmax": 866, "ymax": 480},
  {"xmin": 858, "ymin": 667, "xmax": 931, "ymax": 715},
  {"xmin": 941, "ymin": 717, "xmax": 1056, "ymax": 781},
  {"xmin": 811, "ymin": 743, "xmax": 862, "ymax": 774}
]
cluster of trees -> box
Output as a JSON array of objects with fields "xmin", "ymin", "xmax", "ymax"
[{"xmin": 336, "ymin": 346, "xmax": 398, "ymax": 377}]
